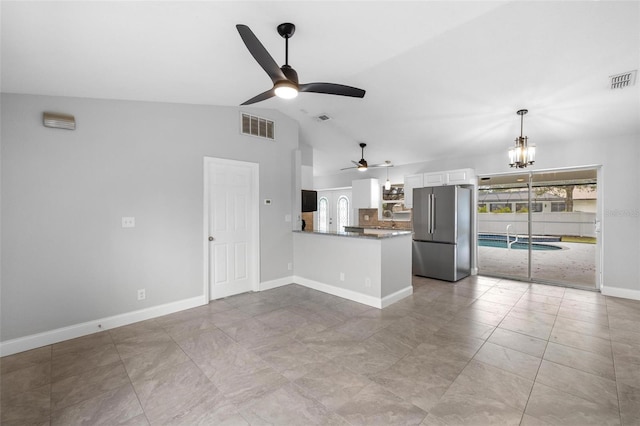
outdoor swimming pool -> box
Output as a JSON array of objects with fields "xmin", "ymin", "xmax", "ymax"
[{"xmin": 478, "ymin": 234, "xmax": 562, "ymax": 251}]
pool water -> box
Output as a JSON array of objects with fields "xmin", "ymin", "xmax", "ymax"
[{"xmin": 478, "ymin": 239, "xmax": 562, "ymax": 251}]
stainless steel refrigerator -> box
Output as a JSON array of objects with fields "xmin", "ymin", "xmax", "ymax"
[{"xmin": 412, "ymin": 185, "xmax": 471, "ymax": 282}]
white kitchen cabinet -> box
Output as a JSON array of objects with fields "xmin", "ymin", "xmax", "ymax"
[
  {"xmin": 424, "ymin": 168, "xmax": 476, "ymax": 187},
  {"xmin": 403, "ymin": 174, "xmax": 424, "ymax": 208},
  {"xmin": 405, "ymin": 169, "xmax": 475, "ymax": 207},
  {"xmin": 352, "ymin": 178, "xmax": 380, "ymax": 210}
]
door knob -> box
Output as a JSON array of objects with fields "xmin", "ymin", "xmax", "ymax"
[{"xmin": 208, "ymin": 236, "xmax": 214, "ymax": 241}]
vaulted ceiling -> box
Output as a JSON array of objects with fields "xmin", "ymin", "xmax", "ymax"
[{"xmin": 2, "ymin": 1, "xmax": 638, "ymax": 176}]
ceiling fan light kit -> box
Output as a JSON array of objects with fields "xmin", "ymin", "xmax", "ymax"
[
  {"xmin": 236, "ymin": 22, "xmax": 365, "ymax": 105},
  {"xmin": 508, "ymin": 109, "xmax": 536, "ymax": 168},
  {"xmin": 357, "ymin": 142, "xmax": 368, "ymax": 171},
  {"xmin": 274, "ymin": 80, "xmax": 298, "ymax": 99}
]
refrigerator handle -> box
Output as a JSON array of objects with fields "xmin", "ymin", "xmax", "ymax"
[
  {"xmin": 426, "ymin": 193, "xmax": 432, "ymax": 234},
  {"xmin": 430, "ymin": 193, "xmax": 436, "ymax": 234}
]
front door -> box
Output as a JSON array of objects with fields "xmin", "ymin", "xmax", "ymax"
[
  {"xmin": 316, "ymin": 189, "xmax": 352, "ymax": 232},
  {"xmin": 205, "ymin": 157, "xmax": 259, "ymax": 300}
]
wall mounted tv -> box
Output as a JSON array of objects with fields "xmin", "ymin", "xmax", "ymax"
[{"xmin": 301, "ymin": 190, "xmax": 318, "ymax": 212}]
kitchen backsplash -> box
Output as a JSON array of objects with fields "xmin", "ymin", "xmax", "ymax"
[{"xmin": 358, "ymin": 208, "xmax": 412, "ymax": 229}]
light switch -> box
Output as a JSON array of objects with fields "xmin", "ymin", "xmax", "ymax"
[
  {"xmin": 285, "ymin": 214, "xmax": 292, "ymax": 222},
  {"xmin": 122, "ymin": 217, "xmax": 135, "ymax": 228}
]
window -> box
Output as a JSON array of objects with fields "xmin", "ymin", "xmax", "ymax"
[
  {"xmin": 318, "ymin": 197, "xmax": 328, "ymax": 232},
  {"xmin": 490, "ymin": 203, "xmax": 512, "ymax": 213},
  {"xmin": 516, "ymin": 202, "xmax": 543, "ymax": 213},
  {"xmin": 337, "ymin": 196, "xmax": 349, "ymax": 232},
  {"xmin": 551, "ymin": 202, "xmax": 566, "ymax": 212}
]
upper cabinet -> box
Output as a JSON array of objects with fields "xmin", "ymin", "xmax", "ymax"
[
  {"xmin": 427, "ymin": 168, "xmax": 476, "ymax": 186},
  {"xmin": 403, "ymin": 174, "xmax": 424, "ymax": 209},
  {"xmin": 352, "ymin": 178, "xmax": 380, "ymax": 210},
  {"xmin": 404, "ymin": 169, "xmax": 475, "ymax": 208}
]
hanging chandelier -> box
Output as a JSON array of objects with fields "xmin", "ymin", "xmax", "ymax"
[{"xmin": 508, "ymin": 109, "xmax": 535, "ymax": 168}]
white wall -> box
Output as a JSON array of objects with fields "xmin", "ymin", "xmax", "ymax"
[
  {"xmin": 1, "ymin": 94, "xmax": 299, "ymax": 342},
  {"xmin": 314, "ymin": 135, "xmax": 640, "ymax": 297}
]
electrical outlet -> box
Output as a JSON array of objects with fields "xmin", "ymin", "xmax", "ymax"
[
  {"xmin": 137, "ymin": 289, "xmax": 146, "ymax": 300},
  {"xmin": 340, "ymin": 272, "xmax": 345, "ymax": 281},
  {"xmin": 365, "ymin": 277, "xmax": 371, "ymax": 288},
  {"xmin": 287, "ymin": 262, "xmax": 293, "ymax": 271},
  {"xmin": 122, "ymin": 217, "xmax": 135, "ymax": 228}
]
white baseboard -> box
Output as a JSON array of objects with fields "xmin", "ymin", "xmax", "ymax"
[
  {"xmin": 293, "ymin": 276, "xmax": 382, "ymax": 308},
  {"xmin": 293, "ymin": 276, "xmax": 412, "ymax": 309},
  {"xmin": 0, "ymin": 295, "xmax": 206, "ymax": 357},
  {"xmin": 259, "ymin": 276, "xmax": 293, "ymax": 291},
  {"xmin": 601, "ymin": 285, "xmax": 640, "ymax": 301},
  {"xmin": 381, "ymin": 286, "xmax": 413, "ymax": 308}
]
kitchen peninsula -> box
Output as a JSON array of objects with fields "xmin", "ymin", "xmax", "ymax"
[{"xmin": 292, "ymin": 229, "xmax": 413, "ymax": 308}]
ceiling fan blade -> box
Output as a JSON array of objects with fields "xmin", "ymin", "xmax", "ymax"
[
  {"xmin": 370, "ymin": 163, "xmax": 394, "ymax": 168},
  {"xmin": 299, "ymin": 82, "xmax": 366, "ymax": 98},
  {"xmin": 236, "ymin": 24, "xmax": 286, "ymax": 84},
  {"xmin": 340, "ymin": 166, "xmax": 357, "ymax": 171},
  {"xmin": 351, "ymin": 160, "xmax": 361, "ymax": 166},
  {"xmin": 241, "ymin": 88, "xmax": 275, "ymax": 105}
]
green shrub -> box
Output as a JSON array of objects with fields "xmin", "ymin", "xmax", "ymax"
[{"xmin": 494, "ymin": 206, "xmax": 512, "ymax": 213}]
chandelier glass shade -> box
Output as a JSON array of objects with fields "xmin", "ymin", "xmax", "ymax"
[
  {"xmin": 385, "ymin": 165, "xmax": 391, "ymax": 190},
  {"xmin": 508, "ymin": 109, "xmax": 535, "ymax": 168}
]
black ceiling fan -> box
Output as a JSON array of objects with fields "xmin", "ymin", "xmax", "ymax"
[
  {"xmin": 341, "ymin": 143, "xmax": 393, "ymax": 171},
  {"xmin": 236, "ymin": 23, "xmax": 366, "ymax": 105}
]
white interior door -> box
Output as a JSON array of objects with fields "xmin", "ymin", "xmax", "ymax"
[{"xmin": 205, "ymin": 158, "xmax": 259, "ymax": 300}]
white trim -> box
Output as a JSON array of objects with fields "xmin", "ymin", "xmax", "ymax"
[
  {"xmin": 259, "ymin": 276, "xmax": 293, "ymax": 291},
  {"xmin": 476, "ymin": 164, "xmax": 603, "ymax": 180},
  {"xmin": 0, "ymin": 296, "xmax": 206, "ymax": 357},
  {"xmin": 380, "ymin": 286, "xmax": 414, "ymax": 308},
  {"xmin": 601, "ymin": 286, "xmax": 640, "ymax": 301},
  {"xmin": 294, "ymin": 276, "xmax": 382, "ymax": 308},
  {"xmin": 293, "ymin": 276, "xmax": 411, "ymax": 309}
]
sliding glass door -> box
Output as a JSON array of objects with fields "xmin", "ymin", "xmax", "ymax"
[
  {"xmin": 477, "ymin": 168, "xmax": 598, "ymax": 289},
  {"xmin": 529, "ymin": 172, "xmax": 598, "ymax": 288},
  {"xmin": 477, "ymin": 173, "xmax": 530, "ymax": 281}
]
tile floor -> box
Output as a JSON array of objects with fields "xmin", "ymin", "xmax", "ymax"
[{"xmin": 1, "ymin": 276, "xmax": 639, "ymax": 425}]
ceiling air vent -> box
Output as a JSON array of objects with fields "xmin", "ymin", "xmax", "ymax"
[
  {"xmin": 609, "ymin": 70, "xmax": 637, "ymax": 89},
  {"xmin": 315, "ymin": 113, "xmax": 332, "ymax": 122},
  {"xmin": 241, "ymin": 113, "xmax": 275, "ymax": 140}
]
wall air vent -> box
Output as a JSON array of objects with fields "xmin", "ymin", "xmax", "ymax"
[
  {"xmin": 241, "ymin": 113, "xmax": 274, "ymax": 140},
  {"xmin": 43, "ymin": 112, "xmax": 76, "ymax": 130},
  {"xmin": 609, "ymin": 70, "xmax": 637, "ymax": 89}
]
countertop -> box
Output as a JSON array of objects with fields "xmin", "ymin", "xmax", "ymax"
[{"xmin": 293, "ymin": 229, "xmax": 412, "ymax": 239}]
